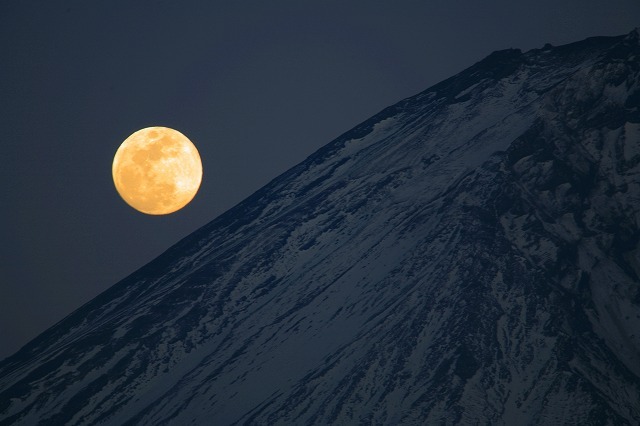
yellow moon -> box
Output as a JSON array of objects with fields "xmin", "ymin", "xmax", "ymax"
[{"xmin": 112, "ymin": 127, "xmax": 202, "ymax": 215}]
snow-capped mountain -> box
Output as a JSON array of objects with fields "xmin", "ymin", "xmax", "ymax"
[{"xmin": 2, "ymin": 30, "xmax": 640, "ymax": 425}]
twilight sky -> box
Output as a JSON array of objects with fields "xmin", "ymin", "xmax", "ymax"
[{"xmin": 1, "ymin": 0, "xmax": 638, "ymax": 360}]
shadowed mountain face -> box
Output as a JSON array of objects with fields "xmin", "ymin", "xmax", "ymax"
[{"xmin": 1, "ymin": 31, "xmax": 640, "ymax": 425}]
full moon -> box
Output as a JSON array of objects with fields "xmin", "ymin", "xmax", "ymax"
[{"xmin": 112, "ymin": 127, "xmax": 203, "ymax": 215}]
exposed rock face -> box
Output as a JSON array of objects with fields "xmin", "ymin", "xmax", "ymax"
[{"xmin": 1, "ymin": 30, "xmax": 639, "ymax": 425}]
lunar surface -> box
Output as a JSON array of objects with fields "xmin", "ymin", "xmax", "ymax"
[{"xmin": 112, "ymin": 127, "xmax": 202, "ymax": 215}]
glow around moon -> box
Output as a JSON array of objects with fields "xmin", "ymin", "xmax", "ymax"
[{"xmin": 112, "ymin": 127, "xmax": 203, "ymax": 215}]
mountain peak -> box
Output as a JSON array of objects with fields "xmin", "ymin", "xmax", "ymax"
[{"xmin": 1, "ymin": 31, "xmax": 640, "ymax": 425}]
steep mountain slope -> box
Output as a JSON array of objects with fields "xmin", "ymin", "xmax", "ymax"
[{"xmin": 1, "ymin": 30, "xmax": 639, "ymax": 425}]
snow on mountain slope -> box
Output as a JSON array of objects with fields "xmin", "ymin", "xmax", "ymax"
[{"xmin": 1, "ymin": 30, "xmax": 639, "ymax": 425}]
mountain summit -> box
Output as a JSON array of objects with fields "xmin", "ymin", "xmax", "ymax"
[{"xmin": 2, "ymin": 31, "xmax": 640, "ymax": 425}]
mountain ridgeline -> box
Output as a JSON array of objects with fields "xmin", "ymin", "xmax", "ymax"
[{"xmin": 1, "ymin": 30, "xmax": 640, "ymax": 425}]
